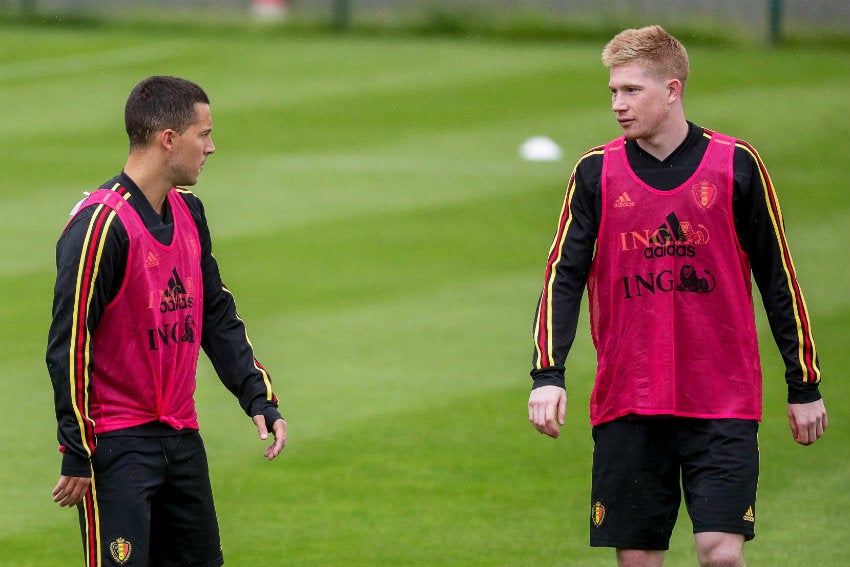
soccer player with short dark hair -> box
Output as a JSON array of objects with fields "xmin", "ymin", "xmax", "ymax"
[{"xmin": 47, "ymin": 75, "xmax": 287, "ymax": 567}]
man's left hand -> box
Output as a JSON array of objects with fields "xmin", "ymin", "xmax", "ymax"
[{"xmin": 253, "ymin": 415, "xmax": 287, "ymax": 460}]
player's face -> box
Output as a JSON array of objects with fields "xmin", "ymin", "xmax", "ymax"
[
  {"xmin": 168, "ymin": 102, "xmax": 215, "ymax": 187},
  {"xmin": 609, "ymin": 63, "xmax": 675, "ymax": 142}
]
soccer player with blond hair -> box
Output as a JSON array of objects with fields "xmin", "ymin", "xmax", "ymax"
[{"xmin": 528, "ymin": 25, "xmax": 826, "ymax": 567}]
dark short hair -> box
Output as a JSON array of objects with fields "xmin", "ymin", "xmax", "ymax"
[{"xmin": 124, "ymin": 76, "xmax": 210, "ymax": 149}]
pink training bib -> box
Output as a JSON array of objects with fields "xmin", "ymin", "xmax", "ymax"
[
  {"xmin": 83, "ymin": 189, "xmax": 204, "ymax": 433},
  {"xmin": 587, "ymin": 132, "xmax": 762, "ymax": 425}
]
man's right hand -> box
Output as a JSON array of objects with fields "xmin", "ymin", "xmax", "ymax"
[
  {"xmin": 788, "ymin": 398, "xmax": 828, "ymax": 446},
  {"xmin": 528, "ymin": 385, "xmax": 567, "ymax": 439},
  {"xmin": 52, "ymin": 475, "xmax": 91, "ymax": 507}
]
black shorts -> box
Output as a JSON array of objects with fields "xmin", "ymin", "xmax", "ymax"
[
  {"xmin": 590, "ymin": 417, "xmax": 759, "ymax": 550},
  {"xmin": 78, "ymin": 430, "xmax": 223, "ymax": 567}
]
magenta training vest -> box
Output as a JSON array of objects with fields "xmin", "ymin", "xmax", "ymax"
[
  {"xmin": 83, "ymin": 189, "xmax": 204, "ymax": 433},
  {"xmin": 587, "ymin": 132, "xmax": 762, "ymax": 425}
]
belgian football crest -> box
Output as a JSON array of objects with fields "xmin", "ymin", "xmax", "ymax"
[
  {"xmin": 691, "ymin": 179, "xmax": 719, "ymax": 210},
  {"xmin": 109, "ymin": 537, "xmax": 132, "ymax": 565},
  {"xmin": 591, "ymin": 500, "xmax": 606, "ymax": 527}
]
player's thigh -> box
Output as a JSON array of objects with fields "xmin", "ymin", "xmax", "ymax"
[
  {"xmin": 590, "ymin": 419, "xmax": 681, "ymax": 550},
  {"xmin": 151, "ymin": 432, "xmax": 223, "ymax": 567},
  {"xmin": 84, "ymin": 436, "xmax": 166, "ymax": 566},
  {"xmin": 679, "ymin": 419, "xmax": 759, "ymax": 539}
]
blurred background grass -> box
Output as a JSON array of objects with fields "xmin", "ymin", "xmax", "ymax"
[{"xmin": 1, "ymin": 5, "xmax": 848, "ymax": 566}]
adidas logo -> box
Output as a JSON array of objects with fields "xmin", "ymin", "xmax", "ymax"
[
  {"xmin": 650, "ymin": 212, "xmax": 688, "ymax": 244},
  {"xmin": 614, "ymin": 192, "xmax": 635, "ymax": 208},
  {"xmin": 743, "ymin": 506, "xmax": 755, "ymax": 523},
  {"xmin": 144, "ymin": 252, "xmax": 159, "ymax": 268},
  {"xmin": 158, "ymin": 267, "xmax": 194, "ymax": 312},
  {"xmin": 166, "ymin": 267, "xmax": 186, "ymax": 296}
]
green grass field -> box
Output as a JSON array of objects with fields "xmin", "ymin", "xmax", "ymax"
[{"xmin": 1, "ymin": 18, "xmax": 848, "ymax": 566}]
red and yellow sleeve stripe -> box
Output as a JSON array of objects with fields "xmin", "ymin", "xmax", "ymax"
[
  {"xmin": 737, "ymin": 140, "xmax": 820, "ymax": 384},
  {"xmin": 220, "ymin": 284, "xmax": 277, "ymax": 402},
  {"xmin": 533, "ymin": 148, "xmax": 603, "ymax": 370},
  {"xmin": 68, "ymin": 185, "xmax": 131, "ymax": 457}
]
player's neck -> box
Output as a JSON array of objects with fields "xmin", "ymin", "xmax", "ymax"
[
  {"xmin": 124, "ymin": 153, "xmax": 172, "ymax": 214},
  {"xmin": 635, "ymin": 117, "xmax": 689, "ymax": 161}
]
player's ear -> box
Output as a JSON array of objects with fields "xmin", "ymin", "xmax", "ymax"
[
  {"xmin": 157, "ymin": 129, "xmax": 177, "ymax": 151},
  {"xmin": 667, "ymin": 79, "xmax": 683, "ymax": 102}
]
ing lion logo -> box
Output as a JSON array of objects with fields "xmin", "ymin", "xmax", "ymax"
[{"xmin": 675, "ymin": 265, "xmax": 716, "ymax": 293}]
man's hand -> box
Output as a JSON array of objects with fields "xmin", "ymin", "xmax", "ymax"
[
  {"xmin": 253, "ymin": 415, "xmax": 287, "ymax": 460},
  {"xmin": 788, "ymin": 399, "xmax": 828, "ymax": 446},
  {"xmin": 528, "ymin": 385, "xmax": 567, "ymax": 439},
  {"xmin": 52, "ymin": 475, "xmax": 90, "ymax": 507}
]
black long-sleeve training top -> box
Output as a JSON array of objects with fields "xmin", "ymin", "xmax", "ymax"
[
  {"xmin": 531, "ymin": 122, "xmax": 821, "ymax": 405},
  {"xmin": 47, "ymin": 172, "xmax": 282, "ymax": 477}
]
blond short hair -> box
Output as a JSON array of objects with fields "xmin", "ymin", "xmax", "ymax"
[{"xmin": 602, "ymin": 25, "xmax": 689, "ymax": 86}]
